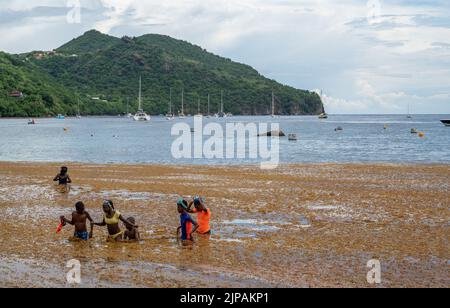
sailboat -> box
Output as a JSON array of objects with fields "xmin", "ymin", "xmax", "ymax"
[
  {"xmin": 407, "ymin": 103, "xmax": 412, "ymax": 119},
  {"xmin": 179, "ymin": 89, "xmax": 186, "ymax": 119},
  {"xmin": 195, "ymin": 97, "xmax": 203, "ymax": 116},
  {"xmin": 271, "ymin": 91, "xmax": 279, "ymax": 118},
  {"xmin": 217, "ymin": 90, "xmax": 226, "ymax": 118},
  {"xmin": 206, "ymin": 94, "xmax": 211, "ymax": 118},
  {"xmin": 318, "ymin": 90, "xmax": 328, "ymax": 119},
  {"xmin": 166, "ymin": 88, "xmax": 174, "ymax": 120},
  {"xmin": 76, "ymin": 99, "xmax": 81, "ymax": 119},
  {"xmin": 133, "ymin": 76, "xmax": 151, "ymax": 121},
  {"xmin": 126, "ymin": 98, "xmax": 133, "ymax": 118}
]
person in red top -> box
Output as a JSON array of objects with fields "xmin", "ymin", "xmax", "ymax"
[{"xmin": 188, "ymin": 196, "xmax": 211, "ymax": 235}]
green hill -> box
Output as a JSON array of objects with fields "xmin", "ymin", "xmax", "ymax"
[
  {"xmin": 0, "ymin": 52, "xmax": 76, "ymax": 117},
  {"xmin": 1, "ymin": 30, "xmax": 323, "ymax": 117}
]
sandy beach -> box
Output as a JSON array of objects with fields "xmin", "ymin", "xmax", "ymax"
[{"xmin": 0, "ymin": 162, "xmax": 448, "ymax": 288}]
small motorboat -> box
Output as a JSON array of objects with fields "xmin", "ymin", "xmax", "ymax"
[
  {"xmin": 56, "ymin": 114, "xmax": 65, "ymax": 119},
  {"xmin": 335, "ymin": 126, "xmax": 343, "ymax": 132},
  {"xmin": 440, "ymin": 120, "xmax": 450, "ymax": 127},
  {"xmin": 27, "ymin": 119, "xmax": 36, "ymax": 125},
  {"xmin": 288, "ymin": 133, "xmax": 298, "ymax": 141},
  {"xmin": 318, "ymin": 113, "xmax": 328, "ymax": 119},
  {"xmin": 411, "ymin": 128, "xmax": 418, "ymax": 134},
  {"xmin": 134, "ymin": 111, "xmax": 151, "ymax": 121}
]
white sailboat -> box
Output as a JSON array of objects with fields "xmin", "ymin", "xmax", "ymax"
[
  {"xmin": 271, "ymin": 91, "xmax": 279, "ymax": 118},
  {"xmin": 195, "ymin": 97, "xmax": 203, "ymax": 116},
  {"xmin": 218, "ymin": 90, "xmax": 226, "ymax": 118},
  {"xmin": 206, "ymin": 94, "xmax": 211, "ymax": 118},
  {"xmin": 126, "ymin": 98, "xmax": 133, "ymax": 118},
  {"xmin": 76, "ymin": 99, "xmax": 81, "ymax": 119},
  {"xmin": 179, "ymin": 89, "xmax": 186, "ymax": 119},
  {"xmin": 407, "ymin": 103, "xmax": 412, "ymax": 119},
  {"xmin": 166, "ymin": 88, "xmax": 174, "ymax": 120},
  {"xmin": 318, "ymin": 90, "xmax": 328, "ymax": 119},
  {"xmin": 133, "ymin": 76, "xmax": 151, "ymax": 121}
]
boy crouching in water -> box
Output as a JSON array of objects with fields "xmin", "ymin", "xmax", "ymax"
[
  {"xmin": 60, "ymin": 201, "xmax": 94, "ymax": 241},
  {"xmin": 124, "ymin": 217, "xmax": 141, "ymax": 242}
]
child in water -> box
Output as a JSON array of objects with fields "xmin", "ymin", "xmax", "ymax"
[
  {"xmin": 53, "ymin": 166, "xmax": 72, "ymax": 193},
  {"xmin": 93, "ymin": 200, "xmax": 138, "ymax": 242},
  {"xmin": 124, "ymin": 217, "xmax": 141, "ymax": 242},
  {"xmin": 188, "ymin": 195, "xmax": 211, "ymax": 236},
  {"xmin": 177, "ymin": 198, "xmax": 199, "ymax": 242},
  {"xmin": 60, "ymin": 201, "xmax": 94, "ymax": 241}
]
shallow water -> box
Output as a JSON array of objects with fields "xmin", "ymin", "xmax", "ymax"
[
  {"xmin": 0, "ymin": 162, "xmax": 448, "ymax": 287},
  {"xmin": 0, "ymin": 115, "xmax": 449, "ymax": 164}
]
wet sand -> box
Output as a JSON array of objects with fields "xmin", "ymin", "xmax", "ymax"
[{"xmin": 0, "ymin": 162, "xmax": 448, "ymax": 288}]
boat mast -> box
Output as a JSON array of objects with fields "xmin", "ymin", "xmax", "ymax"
[
  {"xmin": 138, "ymin": 76, "xmax": 142, "ymax": 111},
  {"xmin": 181, "ymin": 89, "xmax": 184, "ymax": 115},
  {"xmin": 221, "ymin": 90, "xmax": 224, "ymax": 114},
  {"xmin": 207, "ymin": 94, "xmax": 210, "ymax": 115},
  {"xmin": 198, "ymin": 97, "xmax": 201, "ymax": 114},
  {"xmin": 169, "ymin": 88, "xmax": 172, "ymax": 114},
  {"xmin": 320, "ymin": 90, "xmax": 325, "ymax": 114},
  {"xmin": 272, "ymin": 91, "xmax": 275, "ymax": 116}
]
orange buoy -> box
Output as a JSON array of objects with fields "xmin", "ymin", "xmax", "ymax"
[{"xmin": 418, "ymin": 132, "xmax": 425, "ymax": 138}]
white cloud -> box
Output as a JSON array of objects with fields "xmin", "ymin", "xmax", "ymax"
[
  {"xmin": 93, "ymin": 0, "xmax": 133, "ymax": 33},
  {"xmin": 0, "ymin": 0, "xmax": 449, "ymax": 114}
]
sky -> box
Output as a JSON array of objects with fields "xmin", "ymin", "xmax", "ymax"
[{"xmin": 0, "ymin": 0, "xmax": 449, "ymax": 114}]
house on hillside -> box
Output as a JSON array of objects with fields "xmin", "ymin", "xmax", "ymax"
[
  {"xmin": 34, "ymin": 53, "xmax": 45, "ymax": 60},
  {"xmin": 10, "ymin": 90, "xmax": 24, "ymax": 98}
]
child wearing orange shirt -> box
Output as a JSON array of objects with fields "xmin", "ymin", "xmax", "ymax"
[{"xmin": 188, "ymin": 196, "xmax": 211, "ymax": 235}]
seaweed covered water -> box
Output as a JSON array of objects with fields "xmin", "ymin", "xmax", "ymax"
[
  {"xmin": 0, "ymin": 115, "xmax": 449, "ymax": 164},
  {"xmin": 0, "ymin": 163, "xmax": 448, "ymax": 287}
]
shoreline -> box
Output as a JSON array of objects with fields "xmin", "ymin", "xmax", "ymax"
[
  {"xmin": 0, "ymin": 113, "xmax": 448, "ymax": 119},
  {"xmin": 0, "ymin": 160, "xmax": 448, "ymax": 168},
  {"xmin": 0, "ymin": 162, "xmax": 448, "ymax": 287}
]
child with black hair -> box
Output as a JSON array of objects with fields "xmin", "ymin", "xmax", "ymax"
[
  {"xmin": 177, "ymin": 198, "xmax": 199, "ymax": 242},
  {"xmin": 60, "ymin": 201, "xmax": 94, "ymax": 241},
  {"xmin": 124, "ymin": 217, "xmax": 141, "ymax": 242},
  {"xmin": 93, "ymin": 200, "xmax": 138, "ymax": 242},
  {"xmin": 188, "ymin": 195, "xmax": 211, "ymax": 236},
  {"xmin": 53, "ymin": 166, "xmax": 72, "ymax": 193}
]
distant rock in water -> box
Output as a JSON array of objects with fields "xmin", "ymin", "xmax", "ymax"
[{"xmin": 258, "ymin": 130, "xmax": 286, "ymax": 137}]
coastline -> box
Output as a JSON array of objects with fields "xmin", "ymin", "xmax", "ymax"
[{"xmin": 0, "ymin": 162, "xmax": 448, "ymax": 287}]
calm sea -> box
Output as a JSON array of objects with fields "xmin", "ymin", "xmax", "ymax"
[{"xmin": 0, "ymin": 115, "xmax": 449, "ymax": 165}]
